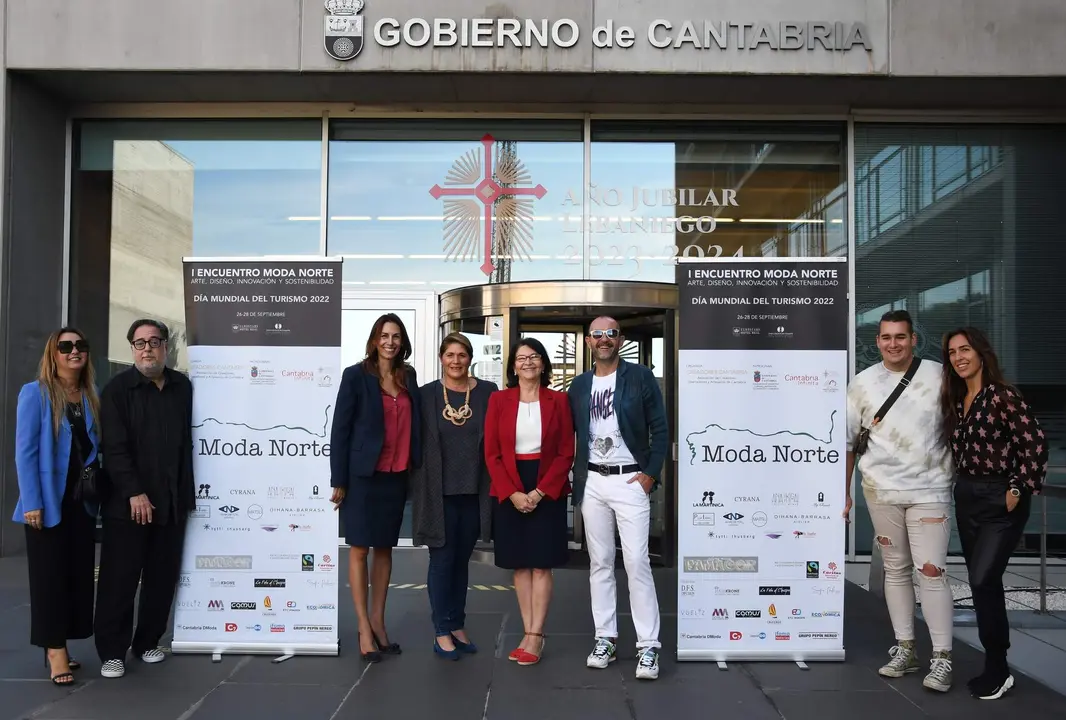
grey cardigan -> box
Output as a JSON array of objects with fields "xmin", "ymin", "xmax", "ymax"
[{"xmin": 409, "ymin": 378, "xmax": 498, "ymax": 548}]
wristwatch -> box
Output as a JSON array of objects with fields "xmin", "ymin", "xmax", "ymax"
[{"xmin": 1009, "ymin": 487, "xmax": 1021, "ymax": 498}]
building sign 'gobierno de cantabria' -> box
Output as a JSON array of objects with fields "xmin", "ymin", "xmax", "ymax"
[{"xmin": 323, "ymin": 0, "xmax": 873, "ymax": 62}]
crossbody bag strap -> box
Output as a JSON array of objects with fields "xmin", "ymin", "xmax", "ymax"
[{"xmin": 871, "ymin": 357, "xmax": 922, "ymax": 424}]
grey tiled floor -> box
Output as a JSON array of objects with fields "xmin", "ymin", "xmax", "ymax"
[{"xmin": 0, "ymin": 551, "xmax": 1062, "ymax": 720}]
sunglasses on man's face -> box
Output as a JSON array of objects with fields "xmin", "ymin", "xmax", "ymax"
[
  {"xmin": 589, "ymin": 329, "xmax": 620, "ymax": 339},
  {"xmin": 57, "ymin": 340, "xmax": 90, "ymax": 354}
]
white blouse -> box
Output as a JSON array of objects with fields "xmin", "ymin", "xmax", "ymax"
[{"xmin": 515, "ymin": 401, "xmax": 542, "ymax": 455}]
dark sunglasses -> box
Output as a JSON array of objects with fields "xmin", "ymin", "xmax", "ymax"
[
  {"xmin": 589, "ymin": 329, "xmax": 620, "ymax": 339},
  {"xmin": 57, "ymin": 340, "xmax": 90, "ymax": 354}
]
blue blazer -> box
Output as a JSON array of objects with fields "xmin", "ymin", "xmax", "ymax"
[
  {"xmin": 12, "ymin": 381, "xmax": 101, "ymax": 527},
  {"xmin": 567, "ymin": 359, "xmax": 669, "ymax": 505},
  {"xmin": 329, "ymin": 363, "xmax": 422, "ymax": 488}
]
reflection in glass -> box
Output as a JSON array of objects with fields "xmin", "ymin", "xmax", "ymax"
[
  {"xmin": 853, "ymin": 124, "xmax": 1066, "ymax": 556},
  {"xmin": 327, "ymin": 120, "xmax": 584, "ymax": 289},
  {"xmin": 70, "ymin": 120, "xmax": 323, "ymax": 383},
  {"xmin": 589, "ymin": 122, "xmax": 847, "ymax": 281}
]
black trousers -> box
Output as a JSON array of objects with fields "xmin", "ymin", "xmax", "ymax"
[
  {"xmin": 94, "ymin": 516, "xmax": 186, "ymax": 662},
  {"xmin": 954, "ymin": 477, "xmax": 1031, "ymax": 668},
  {"xmin": 24, "ymin": 499, "xmax": 96, "ymax": 649}
]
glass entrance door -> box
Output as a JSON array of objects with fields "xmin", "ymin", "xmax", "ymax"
[
  {"xmin": 438, "ymin": 279, "xmax": 680, "ymax": 565},
  {"xmin": 515, "ymin": 309, "xmax": 676, "ymax": 566}
]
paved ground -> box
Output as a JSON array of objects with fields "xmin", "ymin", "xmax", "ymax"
[{"xmin": 0, "ymin": 550, "xmax": 1063, "ymax": 720}]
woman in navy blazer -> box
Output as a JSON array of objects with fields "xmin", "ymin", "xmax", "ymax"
[
  {"xmin": 330, "ymin": 313, "xmax": 422, "ymax": 663},
  {"xmin": 13, "ymin": 328, "xmax": 102, "ymax": 686}
]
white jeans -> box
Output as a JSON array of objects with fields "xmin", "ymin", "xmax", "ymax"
[
  {"xmin": 581, "ymin": 471, "xmax": 661, "ymax": 650},
  {"xmin": 866, "ymin": 499, "xmax": 954, "ymax": 652}
]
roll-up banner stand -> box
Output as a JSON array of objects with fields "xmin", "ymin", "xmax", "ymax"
[
  {"xmin": 175, "ymin": 257, "xmax": 343, "ymax": 661},
  {"xmin": 676, "ymin": 256, "xmax": 848, "ymax": 664}
]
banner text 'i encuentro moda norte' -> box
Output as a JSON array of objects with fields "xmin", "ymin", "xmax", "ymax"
[
  {"xmin": 174, "ymin": 257, "xmax": 342, "ymax": 657},
  {"xmin": 676, "ymin": 256, "xmax": 848, "ymax": 662}
]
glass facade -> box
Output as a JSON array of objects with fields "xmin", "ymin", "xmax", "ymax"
[
  {"xmin": 70, "ymin": 120, "xmax": 323, "ymax": 381},
  {"xmin": 66, "ymin": 115, "xmax": 1066, "ymax": 555},
  {"xmin": 326, "ymin": 120, "xmax": 584, "ymax": 287},
  {"xmin": 589, "ymin": 122, "xmax": 847, "ymax": 282},
  {"xmin": 854, "ymin": 124, "xmax": 1066, "ymax": 555}
]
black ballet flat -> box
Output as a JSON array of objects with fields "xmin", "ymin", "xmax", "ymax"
[
  {"xmin": 373, "ymin": 632, "xmax": 401, "ymax": 655},
  {"xmin": 361, "ymin": 649, "xmax": 382, "ymax": 663}
]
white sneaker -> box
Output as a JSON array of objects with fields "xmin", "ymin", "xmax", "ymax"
[
  {"xmin": 100, "ymin": 659, "xmax": 125, "ymax": 678},
  {"xmin": 635, "ymin": 647, "xmax": 660, "ymax": 680},
  {"xmin": 586, "ymin": 638, "xmax": 617, "ymax": 669},
  {"xmin": 139, "ymin": 648, "xmax": 166, "ymax": 664}
]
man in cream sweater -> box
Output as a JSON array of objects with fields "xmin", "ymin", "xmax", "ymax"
[{"xmin": 845, "ymin": 310, "xmax": 955, "ymax": 693}]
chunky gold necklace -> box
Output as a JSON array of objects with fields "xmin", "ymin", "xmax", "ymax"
[{"xmin": 442, "ymin": 380, "xmax": 473, "ymax": 426}]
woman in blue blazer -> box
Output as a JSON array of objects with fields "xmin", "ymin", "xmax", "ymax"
[
  {"xmin": 13, "ymin": 328, "xmax": 102, "ymax": 686},
  {"xmin": 330, "ymin": 313, "xmax": 422, "ymax": 663}
]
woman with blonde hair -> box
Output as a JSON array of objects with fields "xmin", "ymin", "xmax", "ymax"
[{"xmin": 12, "ymin": 328, "xmax": 102, "ymax": 685}]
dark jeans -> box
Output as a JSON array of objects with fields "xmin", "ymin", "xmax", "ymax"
[
  {"xmin": 954, "ymin": 477, "xmax": 1031, "ymax": 669},
  {"xmin": 94, "ymin": 516, "xmax": 187, "ymax": 662},
  {"xmin": 427, "ymin": 494, "xmax": 480, "ymax": 636}
]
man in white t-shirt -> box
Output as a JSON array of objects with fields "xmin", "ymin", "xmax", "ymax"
[
  {"xmin": 845, "ymin": 310, "xmax": 955, "ymax": 692},
  {"xmin": 568, "ymin": 316, "xmax": 669, "ymax": 681}
]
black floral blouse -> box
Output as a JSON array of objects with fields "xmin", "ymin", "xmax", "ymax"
[{"xmin": 951, "ymin": 383, "xmax": 1048, "ymax": 496}]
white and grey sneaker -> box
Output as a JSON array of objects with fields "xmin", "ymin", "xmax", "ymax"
[
  {"xmin": 139, "ymin": 648, "xmax": 166, "ymax": 664},
  {"xmin": 100, "ymin": 659, "xmax": 125, "ymax": 678},
  {"xmin": 922, "ymin": 651, "xmax": 952, "ymax": 692},
  {"xmin": 878, "ymin": 641, "xmax": 919, "ymax": 678},
  {"xmin": 586, "ymin": 638, "xmax": 617, "ymax": 669},
  {"xmin": 635, "ymin": 647, "xmax": 660, "ymax": 680}
]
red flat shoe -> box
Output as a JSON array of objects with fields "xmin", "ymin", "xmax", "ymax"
[
  {"xmin": 516, "ymin": 633, "xmax": 545, "ymax": 666},
  {"xmin": 509, "ymin": 632, "xmax": 531, "ymax": 661}
]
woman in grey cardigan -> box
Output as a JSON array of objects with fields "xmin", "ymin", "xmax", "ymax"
[{"xmin": 410, "ymin": 332, "xmax": 498, "ymax": 660}]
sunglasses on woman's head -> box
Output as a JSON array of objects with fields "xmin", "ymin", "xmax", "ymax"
[{"xmin": 57, "ymin": 340, "xmax": 90, "ymax": 354}]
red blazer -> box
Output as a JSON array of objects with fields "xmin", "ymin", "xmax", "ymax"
[{"xmin": 484, "ymin": 386, "xmax": 575, "ymax": 502}]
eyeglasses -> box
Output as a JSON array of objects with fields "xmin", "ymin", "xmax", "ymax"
[
  {"xmin": 589, "ymin": 329, "xmax": 620, "ymax": 339},
  {"xmin": 132, "ymin": 337, "xmax": 164, "ymax": 350},
  {"xmin": 57, "ymin": 340, "xmax": 90, "ymax": 354},
  {"xmin": 515, "ymin": 353, "xmax": 541, "ymax": 365}
]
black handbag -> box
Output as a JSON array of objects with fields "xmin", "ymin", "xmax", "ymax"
[
  {"xmin": 67, "ymin": 404, "xmax": 100, "ymax": 504},
  {"xmin": 853, "ymin": 357, "xmax": 922, "ymax": 458}
]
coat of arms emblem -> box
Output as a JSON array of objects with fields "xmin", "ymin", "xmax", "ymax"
[{"xmin": 324, "ymin": 0, "xmax": 365, "ymax": 61}]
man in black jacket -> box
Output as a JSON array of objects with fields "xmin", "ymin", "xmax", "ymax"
[{"xmin": 94, "ymin": 319, "xmax": 194, "ymax": 679}]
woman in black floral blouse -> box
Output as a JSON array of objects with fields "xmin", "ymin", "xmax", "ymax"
[{"xmin": 939, "ymin": 326, "xmax": 1048, "ymax": 701}]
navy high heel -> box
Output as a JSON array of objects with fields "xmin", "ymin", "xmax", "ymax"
[
  {"xmin": 451, "ymin": 633, "xmax": 478, "ymax": 654},
  {"xmin": 433, "ymin": 638, "xmax": 461, "ymax": 661}
]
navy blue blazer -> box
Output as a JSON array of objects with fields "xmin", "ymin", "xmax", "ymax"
[
  {"xmin": 12, "ymin": 380, "xmax": 101, "ymax": 527},
  {"xmin": 329, "ymin": 363, "xmax": 422, "ymax": 488},
  {"xmin": 567, "ymin": 359, "xmax": 669, "ymax": 505}
]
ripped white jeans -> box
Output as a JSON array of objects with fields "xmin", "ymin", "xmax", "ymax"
[{"xmin": 867, "ymin": 501, "xmax": 953, "ymax": 652}]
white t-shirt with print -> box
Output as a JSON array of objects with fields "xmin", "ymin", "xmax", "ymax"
[
  {"xmin": 845, "ymin": 359, "xmax": 954, "ymax": 505},
  {"xmin": 589, "ymin": 371, "xmax": 636, "ymax": 466}
]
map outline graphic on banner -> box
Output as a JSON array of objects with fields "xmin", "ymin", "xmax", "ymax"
[{"xmin": 683, "ymin": 410, "xmax": 838, "ymax": 464}]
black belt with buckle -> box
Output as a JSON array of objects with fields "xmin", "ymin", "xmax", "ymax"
[{"xmin": 588, "ymin": 462, "xmax": 642, "ymax": 476}]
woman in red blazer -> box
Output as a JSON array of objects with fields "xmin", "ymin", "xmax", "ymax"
[{"xmin": 484, "ymin": 337, "xmax": 574, "ymax": 667}]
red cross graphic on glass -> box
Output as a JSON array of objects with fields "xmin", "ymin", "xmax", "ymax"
[{"xmin": 429, "ymin": 134, "xmax": 547, "ymax": 276}]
